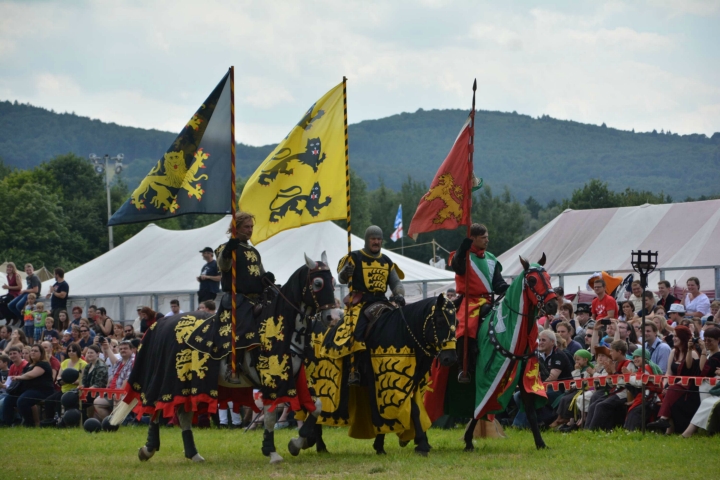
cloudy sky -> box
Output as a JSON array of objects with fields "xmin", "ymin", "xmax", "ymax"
[{"xmin": 1, "ymin": 0, "xmax": 718, "ymax": 145}]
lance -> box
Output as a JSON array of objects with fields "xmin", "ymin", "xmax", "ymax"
[{"xmin": 459, "ymin": 79, "xmax": 477, "ymax": 384}]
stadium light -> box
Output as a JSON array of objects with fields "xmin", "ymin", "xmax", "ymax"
[{"xmin": 89, "ymin": 153, "xmax": 125, "ymax": 250}]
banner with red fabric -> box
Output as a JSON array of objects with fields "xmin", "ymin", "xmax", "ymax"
[{"xmin": 407, "ymin": 115, "xmax": 472, "ymax": 239}]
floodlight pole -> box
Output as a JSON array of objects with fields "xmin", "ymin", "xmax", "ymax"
[
  {"xmin": 89, "ymin": 153, "xmax": 124, "ymax": 250},
  {"xmin": 631, "ymin": 249, "xmax": 658, "ymax": 435}
]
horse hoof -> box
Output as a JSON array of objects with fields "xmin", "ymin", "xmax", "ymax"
[
  {"xmin": 190, "ymin": 453, "xmax": 205, "ymax": 463},
  {"xmin": 464, "ymin": 446, "xmax": 475, "ymax": 452},
  {"xmin": 536, "ymin": 444, "xmax": 548, "ymax": 450},
  {"xmin": 288, "ymin": 438, "xmax": 303, "ymax": 457},
  {"xmin": 399, "ymin": 439, "xmax": 410, "ymax": 448},
  {"xmin": 375, "ymin": 449, "xmax": 386, "ymax": 455},
  {"xmin": 269, "ymin": 452, "xmax": 284, "ymax": 464},
  {"xmin": 138, "ymin": 446, "xmax": 155, "ymax": 462},
  {"xmin": 317, "ymin": 446, "xmax": 329, "ymax": 454}
]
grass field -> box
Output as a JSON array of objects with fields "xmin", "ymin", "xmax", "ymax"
[{"xmin": 5, "ymin": 424, "xmax": 719, "ymax": 479}]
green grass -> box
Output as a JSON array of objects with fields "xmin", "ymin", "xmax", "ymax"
[{"xmin": 5, "ymin": 425, "xmax": 719, "ymax": 479}]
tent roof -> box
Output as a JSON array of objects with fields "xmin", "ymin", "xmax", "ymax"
[
  {"xmin": 498, "ymin": 200, "xmax": 720, "ymax": 294},
  {"xmin": 44, "ymin": 217, "xmax": 452, "ymax": 297}
]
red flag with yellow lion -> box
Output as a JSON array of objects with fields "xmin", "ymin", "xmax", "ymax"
[{"xmin": 407, "ymin": 114, "xmax": 473, "ymax": 240}]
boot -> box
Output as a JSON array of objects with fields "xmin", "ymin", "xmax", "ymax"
[{"xmin": 262, "ymin": 429, "xmax": 275, "ymax": 456}]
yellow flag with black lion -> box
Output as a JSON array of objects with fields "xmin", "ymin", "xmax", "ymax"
[{"xmin": 240, "ymin": 82, "xmax": 346, "ymax": 245}]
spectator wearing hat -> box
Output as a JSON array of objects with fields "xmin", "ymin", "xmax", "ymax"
[
  {"xmin": 584, "ymin": 342, "xmax": 633, "ymax": 430},
  {"xmin": 657, "ymin": 280, "xmax": 679, "ymax": 312},
  {"xmin": 551, "ymin": 349, "xmax": 595, "ymax": 431},
  {"xmin": 573, "ymin": 303, "xmax": 594, "ymax": 341},
  {"xmin": 591, "ymin": 279, "xmax": 617, "ymax": 320},
  {"xmin": 668, "ymin": 303, "xmax": 686, "ymax": 327},
  {"xmin": 197, "ymin": 247, "xmax": 221, "ymax": 303},
  {"xmin": 682, "ymin": 277, "xmax": 711, "ymax": 318},
  {"xmin": 644, "ymin": 322, "xmax": 672, "ymax": 374},
  {"xmin": 647, "ymin": 325, "xmax": 701, "ymax": 434}
]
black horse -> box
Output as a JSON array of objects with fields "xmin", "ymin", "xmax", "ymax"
[
  {"xmin": 288, "ymin": 293, "xmax": 457, "ymax": 457},
  {"xmin": 110, "ymin": 253, "xmax": 341, "ymax": 464}
]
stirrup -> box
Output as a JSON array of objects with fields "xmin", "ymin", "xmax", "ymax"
[{"xmin": 457, "ymin": 371, "xmax": 471, "ymax": 384}]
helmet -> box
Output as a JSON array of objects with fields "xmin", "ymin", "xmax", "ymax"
[{"xmin": 364, "ymin": 225, "xmax": 383, "ymax": 251}]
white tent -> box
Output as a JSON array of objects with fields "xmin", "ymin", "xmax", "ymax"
[
  {"xmin": 42, "ymin": 217, "xmax": 453, "ymax": 320},
  {"xmin": 498, "ymin": 200, "xmax": 720, "ymax": 298}
]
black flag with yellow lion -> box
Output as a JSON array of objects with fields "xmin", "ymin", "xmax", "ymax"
[{"xmin": 108, "ymin": 72, "xmax": 232, "ymax": 226}]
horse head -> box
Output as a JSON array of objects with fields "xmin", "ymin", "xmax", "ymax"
[
  {"xmin": 425, "ymin": 293, "xmax": 458, "ymax": 367},
  {"xmin": 303, "ymin": 251, "xmax": 342, "ymax": 325},
  {"xmin": 519, "ymin": 253, "xmax": 557, "ymax": 316}
]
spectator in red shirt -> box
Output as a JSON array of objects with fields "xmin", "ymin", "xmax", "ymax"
[
  {"xmin": 591, "ymin": 279, "xmax": 618, "ymax": 320},
  {"xmin": 6, "ymin": 345, "xmax": 27, "ymax": 377}
]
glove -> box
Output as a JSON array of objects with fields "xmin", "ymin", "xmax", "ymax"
[
  {"xmin": 458, "ymin": 237, "xmax": 473, "ymax": 255},
  {"xmin": 343, "ymin": 262, "xmax": 355, "ymax": 277},
  {"xmin": 262, "ymin": 271, "xmax": 276, "ymax": 285},
  {"xmin": 392, "ymin": 295, "xmax": 406, "ymax": 307},
  {"xmin": 222, "ymin": 238, "xmax": 240, "ymax": 258}
]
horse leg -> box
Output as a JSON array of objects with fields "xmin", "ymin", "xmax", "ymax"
[
  {"xmin": 262, "ymin": 405, "xmax": 283, "ymax": 464},
  {"xmin": 373, "ymin": 434, "xmax": 386, "ymax": 455},
  {"xmin": 315, "ymin": 423, "xmax": 328, "ymax": 453},
  {"xmin": 138, "ymin": 412, "xmax": 161, "ymax": 461},
  {"xmin": 464, "ymin": 418, "xmax": 478, "ymax": 452},
  {"xmin": 288, "ymin": 411, "xmax": 316, "ymax": 457},
  {"xmin": 411, "ymin": 401, "xmax": 431, "ymax": 456},
  {"xmin": 520, "ymin": 388, "xmax": 547, "ymax": 450},
  {"xmin": 178, "ymin": 405, "xmax": 205, "ymax": 462}
]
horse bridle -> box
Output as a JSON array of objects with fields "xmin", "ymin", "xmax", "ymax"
[
  {"xmin": 488, "ymin": 266, "xmax": 555, "ymax": 362},
  {"xmin": 261, "ymin": 262, "xmax": 336, "ymax": 317},
  {"xmin": 400, "ymin": 301, "xmax": 455, "ymax": 358}
]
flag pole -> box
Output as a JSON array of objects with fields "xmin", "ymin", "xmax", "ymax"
[
  {"xmin": 343, "ymin": 77, "xmax": 353, "ymax": 304},
  {"xmin": 229, "ymin": 66, "xmax": 237, "ymax": 375},
  {"xmin": 460, "ymin": 79, "xmax": 477, "ymax": 384}
]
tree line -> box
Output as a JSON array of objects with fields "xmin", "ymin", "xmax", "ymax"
[{"xmin": 1, "ymin": 154, "xmax": 701, "ymax": 274}]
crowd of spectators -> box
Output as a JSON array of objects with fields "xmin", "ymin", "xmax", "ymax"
[{"xmin": 522, "ymin": 277, "xmax": 720, "ymax": 437}]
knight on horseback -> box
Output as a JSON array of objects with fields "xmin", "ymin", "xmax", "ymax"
[
  {"xmin": 451, "ymin": 223, "xmax": 509, "ymax": 379},
  {"xmin": 335, "ymin": 225, "xmax": 405, "ymax": 385},
  {"xmin": 187, "ymin": 211, "xmax": 276, "ymax": 359}
]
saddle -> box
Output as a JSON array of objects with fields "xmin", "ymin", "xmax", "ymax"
[
  {"xmin": 364, "ymin": 301, "xmax": 395, "ymax": 338},
  {"xmin": 343, "ymin": 291, "xmax": 363, "ymax": 307}
]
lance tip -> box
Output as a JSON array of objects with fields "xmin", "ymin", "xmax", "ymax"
[{"xmin": 473, "ymin": 79, "xmax": 477, "ymax": 91}]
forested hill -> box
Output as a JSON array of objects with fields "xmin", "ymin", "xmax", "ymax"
[{"xmin": 2, "ymin": 99, "xmax": 719, "ymax": 202}]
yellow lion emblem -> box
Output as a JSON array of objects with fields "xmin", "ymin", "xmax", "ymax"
[
  {"xmin": 259, "ymin": 315, "xmax": 285, "ymax": 350},
  {"xmin": 175, "ymin": 348, "xmax": 210, "ymax": 381},
  {"xmin": 257, "ymin": 354, "xmax": 289, "ymax": 388},
  {"xmin": 131, "ymin": 149, "xmax": 210, "ymax": 212},
  {"xmin": 423, "ymin": 173, "xmax": 464, "ymax": 224}
]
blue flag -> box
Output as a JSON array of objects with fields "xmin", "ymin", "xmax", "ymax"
[
  {"xmin": 391, "ymin": 204, "xmax": 403, "ymax": 242},
  {"xmin": 108, "ymin": 72, "xmax": 232, "ymax": 226}
]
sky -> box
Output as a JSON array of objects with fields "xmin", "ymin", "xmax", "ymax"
[{"xmin": 1, "ymin": 0, "xmax": 719, "ymax": 146}]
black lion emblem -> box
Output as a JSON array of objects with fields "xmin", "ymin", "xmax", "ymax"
[
  {"xmin": 258, "ymin": 137, "xmax": 326, "ymax": 186},
  {"xmin": 268, "ymin": 182, "xmax": 331, "ymax": 223}
]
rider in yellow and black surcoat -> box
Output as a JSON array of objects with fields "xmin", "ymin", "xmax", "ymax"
[{"xmin": 330, "ymin": 225, "xmax": 405, "ymax": 385}]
